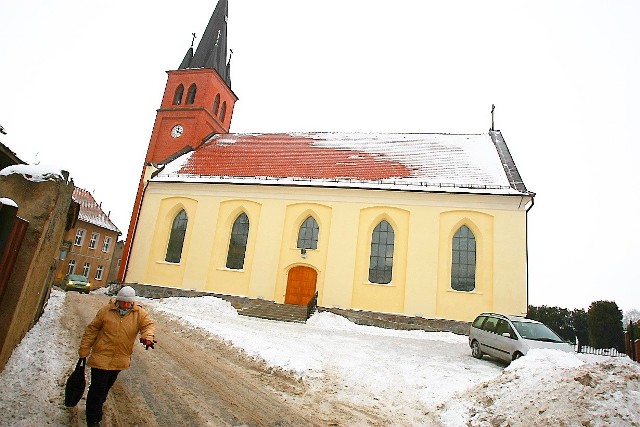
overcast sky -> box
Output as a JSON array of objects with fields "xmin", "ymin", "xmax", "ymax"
[{"xmin": 1, "ymin": 1, "xmax": 638, "ymax": 313}]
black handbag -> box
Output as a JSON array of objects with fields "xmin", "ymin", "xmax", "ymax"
[{"xmin": 64, "ymin": 358, "xmax": 86, "ymax": 407}]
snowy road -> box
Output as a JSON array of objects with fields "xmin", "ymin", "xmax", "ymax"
[
  {"xmin": 1, "ymin": 289, "xmax": 639, "ymax": 426},
  {"xmin": 61, "ymin": 292, "xmax": 379, "ymax": 426}
]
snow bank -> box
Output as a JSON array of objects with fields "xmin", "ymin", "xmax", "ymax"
[
  {"xmin": 0, "ymin": 290, "xmax": 76, "ymax": 426},
  {"xmin": 438, "ymin": 349, "xmax": 640, "ymax": 427}
]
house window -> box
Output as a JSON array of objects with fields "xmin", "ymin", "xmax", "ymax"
[
  {"xmin": 226, "ymin": 212, "xmax": 249, "ymax": 270},
  {"xmin": 219, "ymin": 101, "xmax": 226, "ymax": 122},
  {"xmin": 213, "ymin": 93, "xmax": 220, "ymax": 114},
  {"xmin": 186, "ymin": 84, "xmax": 197, "ymax": 104},
  {"xmin": 368, "ymin": 220, "xmax": 394, "ymax": 284},
  {"xmin": 96, "ymin": 265, "xmax": 104, "ymax": 281},
  {"xmin": 82, "ymin": 262, "xmax": 91, "ymax": 278},
  {"xmin": 451, "ymin": 225, "xmax": 476, "ymax": 291},
  {"xmin": 102, "ymin": 236, "xmax": 112, "ymax": 253},
  {"xmin": 297, "ymin": 216, "xmax": 319, "ymax": 250},
  {"xmin": 67, "ymin": 260, "xmax": 76, "ymax": 275},
  {"xmin": 165, "ymin": 209, "xmax": 188, "ymax": 263},
  {"xmin": 89, "ymin": 232, "xmax": 99, "ymax": 250},
  {"xmin": 74, "ymin": 229, "xmax": 85, "ymax": 246},
  {"xmin": 173, "ymin": 84, "xmax": 184, "ymax": 105}
]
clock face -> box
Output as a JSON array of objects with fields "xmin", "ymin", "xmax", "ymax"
[{"xmin": 171, "ymin": 125, "xmax": 184, "ymax": 138}]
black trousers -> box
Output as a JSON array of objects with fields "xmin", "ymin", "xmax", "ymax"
[{"xmin": 86, "ymin": 368, "xmax": 120, "ymax": 423}]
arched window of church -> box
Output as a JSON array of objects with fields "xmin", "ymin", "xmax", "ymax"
[
  {"xmin": 213, "ymin": 94, "xmax": 220, "ymax": 115},
  {"xmin": 451, "ymin": 225, "xmax": 476, "ymax": 291},
  {"xmin": 165, "ymin": 209, "xmax": 188, "ymax": 263},
  {"xmin": 297, "ymin": 216, "xmax": 319, "ymax": 250},
  {"xmin": 219, "ymin": 101, "xmax": 226, "ymax": 122},
  {"xmin": 368, "ymin": 220, "xmax": 394, "ymax": 284},
  {"xmin": 186, "ymin": 84, "xmax": 197, "ymax": 105},
  {"xmin": 173, "ymin": 84, "xmax": 184, "ymax": 105},
  {"xmin": 226, "ymin": 212, "xmax": 249, "ymax": 270}
]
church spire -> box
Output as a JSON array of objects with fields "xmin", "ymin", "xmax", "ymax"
[{"xmin": 178, "ymin": 0, "xmax": 231, "ymax": 88}]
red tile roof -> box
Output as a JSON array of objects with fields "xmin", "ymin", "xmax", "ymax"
[
  {"xmin": 181, "ymin": 134, "xmax": 412, "ymax": 180},
  {"xmin": 156, "ymin": 132, "xmax": 527, "ymax": 195},
  {"xmin": 72, "ymin": 187, "xmax": 121, "ymax": 234}
]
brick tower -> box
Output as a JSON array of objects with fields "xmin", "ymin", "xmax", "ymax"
[{"xmin": 119, "ymin": 0, "xmax": 236, "ymax": 279}]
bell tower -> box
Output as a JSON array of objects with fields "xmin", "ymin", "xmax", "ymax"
[
  {"xmin": 144, "ymin": 0, "xmax": 237, "ymax": 164},
  {"xmin": 119, "ymin": 0, "xmax": 236, "ymax": 281}
]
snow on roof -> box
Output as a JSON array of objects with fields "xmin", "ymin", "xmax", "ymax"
[
  {"xmin": 154, "ymin": 132, "xmax": 531, "ymax": 196},
  {"xmin": 0, "ymin": 164, "xmax": 68, "ymax": 183},
  {"xmin": 72, "ymin": 187, "xmax": 121, "ymax": 234}
]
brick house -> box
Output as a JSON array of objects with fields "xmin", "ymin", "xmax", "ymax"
[{"xmin": 55, "ymin": 187, "xmax": 121, "ymax": 290}]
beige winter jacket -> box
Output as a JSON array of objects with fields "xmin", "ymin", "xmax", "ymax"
[{"xmin": 79, "ymin": 299, "xmax": 156, "ymax": 370}]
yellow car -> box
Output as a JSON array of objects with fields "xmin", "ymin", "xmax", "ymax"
[{"xmin": 63, "ymin": 274, "xmax": 91, "ymax": 294}]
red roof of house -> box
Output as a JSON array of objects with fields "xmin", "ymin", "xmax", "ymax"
[{"xmin": 72, "ymin": 187, "xmax": 121, "ymax": 234}]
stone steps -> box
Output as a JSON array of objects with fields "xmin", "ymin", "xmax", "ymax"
[{"xmin": 236, "ymin": 299, "xmax": 310, "ymax": 323}]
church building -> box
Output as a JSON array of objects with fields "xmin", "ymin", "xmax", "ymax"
[{"xmin": 120, "ymin": 0, "xmax": 535, "ymax": 322}]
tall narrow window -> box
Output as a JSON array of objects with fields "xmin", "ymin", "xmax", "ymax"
[
  {"xmin": 74, "ymin": 229, "xmax": 85, "ymax": 246},
  {"xmin": 226, "ymin": 213, "xmax": 249, "ymax": 270},
  {"xmin": 186, "ymin": 84, "xmax": 197, "ymax": 104},
  {"xmin": 368, "ymin": 220, "xmax": 394, "ymax": 284},
  {"xmin": 67, "ymin": 260, "xmax": 76, "ymax": 275},
  {"xmin": 102, "ymin": 236, "xmax": 112, "ymax": 253},
  {"xmin": 451, "ymin": 225, "xmax": 476, "ymax": 291},
  {"xmin": 173, "ymin": 84, "xmax": 184, "ymax": 105},
  {"xmin": 82, "ymin": 262, "xmax": 91, "ymax": 278},
  {"xmin": 165, "ymin": 210, "xmax": 188, "ymax": 263},
  {"xmin": 297, "ymin": 216, "xmax": 319, "ymax": 250},
  {"xmin": 89, "ymin": 232, "xmax": 98, "ymax": 249},
  {"xmin": 213, "ymin": 93, "xmax": 220, "ymax": 115},
  {"xmin": 219, "ymin": 101, "xmax": 226, "ymax": 122},
  {"xmin": 96, "ymin": 265, "xmax": 104, "ymax": 281}
]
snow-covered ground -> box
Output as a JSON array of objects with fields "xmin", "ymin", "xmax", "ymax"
[{"xmin": 1, "ymin": 289, "xmax": 639, "ymax": 426}]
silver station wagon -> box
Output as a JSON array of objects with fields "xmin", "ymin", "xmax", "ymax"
[{"xmin": 469, "ymin": 313, "xmax": 573, "ymax": 363}]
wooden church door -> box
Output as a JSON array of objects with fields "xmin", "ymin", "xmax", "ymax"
[{"xmin": 284, "ymin": 266, "xmax": 317, "ymax": 305}]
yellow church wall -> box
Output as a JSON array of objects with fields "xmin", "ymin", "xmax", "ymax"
[
  {"xmin": 491, "ymin": 212, "xmax": 528, "ymax": 317},
  {"xmin": 321, "ymin": 204, "xmax": 359, "ymax": 309},
  {"xmin": 244, "ymin": 200, "xmax": 282, "ymax": 299},
  {"xmin": 403, "ymin": 206, "xmax": 440, "ymax": 317},
  {"xmin": 182, "ymin": 197, "xmax": 219, "ymax": 290},
  {"xmin": 126, "ymin": 181, "xmax": 531, "ymax": 322}
]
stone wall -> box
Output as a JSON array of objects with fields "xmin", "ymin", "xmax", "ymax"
[
  {"xmin": 317, "ymin": 307, "xmax": 470, "ymax": 335},
  {"xmin": 0, "ymin": 171, "xmax": 75, "ymax": 371}
]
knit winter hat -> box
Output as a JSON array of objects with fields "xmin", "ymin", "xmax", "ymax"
[{"xmin": 116, "ymin": 286, "xmax": 136, "ymax": 302}]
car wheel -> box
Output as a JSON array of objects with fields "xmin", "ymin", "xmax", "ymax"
[
  {"xmin": 512, "ymin": 352, "xmax": 523, "ymax": 361},
  {"xmin": 471, "ymin": 340, "xmax": 483, "ymax": 359}
]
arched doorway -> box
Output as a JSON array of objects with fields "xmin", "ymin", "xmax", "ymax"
[{"xmin": 284, "ymin": 266, "xmax": 317, "ymax": 305}]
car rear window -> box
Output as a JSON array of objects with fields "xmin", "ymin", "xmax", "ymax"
[{"xmin": 68, "ymin": 275, "xmax": 87, "ymax": 281}]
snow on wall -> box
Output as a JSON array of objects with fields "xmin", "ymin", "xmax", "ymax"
[{"xmin": 0, "ymin": 164, "xmax": 68, "ymax": 183}]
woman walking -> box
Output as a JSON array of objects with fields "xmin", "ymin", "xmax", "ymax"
[{"xmin": 78, "ymin": 286, "xmax": 156, "ymax": 427}]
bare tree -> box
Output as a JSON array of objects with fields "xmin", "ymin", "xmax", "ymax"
[{"xmin": 623, "ymin": 308, "xmax": 640, "ymax": 327}]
